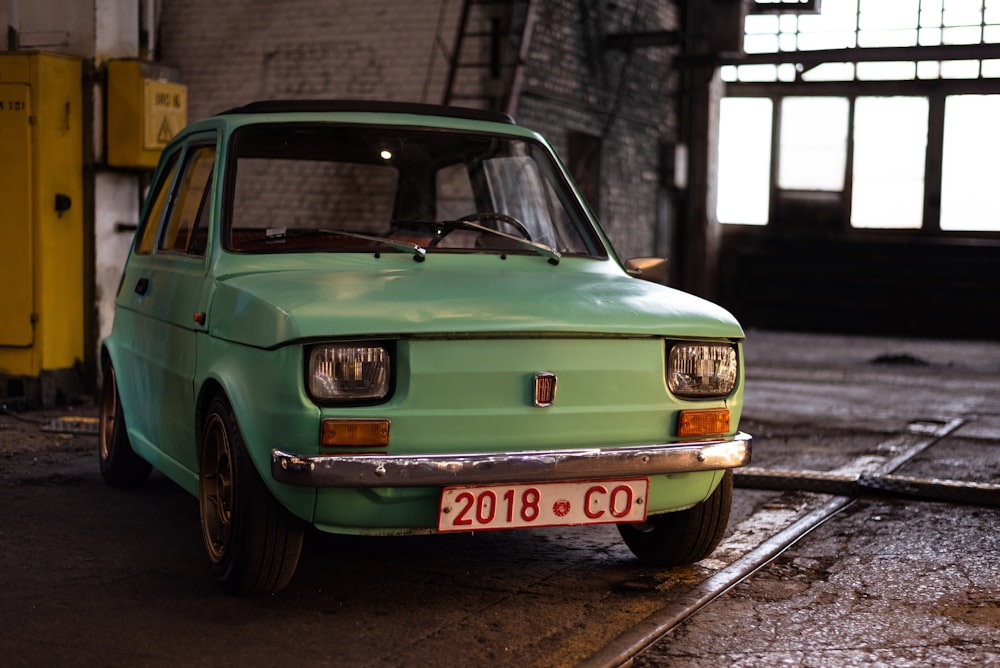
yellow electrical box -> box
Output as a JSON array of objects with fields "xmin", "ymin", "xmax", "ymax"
[
  {"xmin": 106, "ymin": 59, "xmax": 187, "ymax": 168},
  {"xmin": 0, "ymin": 52, "xmax": 84, "ymax": 404}
]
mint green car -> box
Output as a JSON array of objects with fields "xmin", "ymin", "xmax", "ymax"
[{"xmin": 99, "ymin": 101, "xmax": 751, "ymax": 594}]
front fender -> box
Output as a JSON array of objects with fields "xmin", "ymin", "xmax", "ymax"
[{"xmin": 196, "ymin": 335, "xmax": 319, "ymax": 522}]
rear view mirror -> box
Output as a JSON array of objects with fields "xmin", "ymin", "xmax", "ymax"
[{"xmin": 624, "ymin": 257, "xmax": 668, "ymax": 284}]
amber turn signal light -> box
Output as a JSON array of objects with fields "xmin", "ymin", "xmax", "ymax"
[
  {"xmin": 677, "ymin": 409, "xmax": 730, "ymax": 437},
  {"xmin": 321, "ymin": 419, "xmax": 390, "ymax": 447}
]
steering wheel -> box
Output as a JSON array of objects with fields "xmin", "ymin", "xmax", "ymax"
[{"xmin": 427, "ymin": 212, "xmax": 533, "ymax": 248}]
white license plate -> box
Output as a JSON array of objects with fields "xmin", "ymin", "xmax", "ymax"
[{"xmin": 438, "ymin": 478, "xmax": 649, "ymax": 532}]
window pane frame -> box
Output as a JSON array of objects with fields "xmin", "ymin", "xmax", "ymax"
[
  {"xmin": 717, "ymin": 97, "xmax": 774, "ymax": 225},
  {"xmin": 940, "ymin": 94, "xmax": 1000, "ymax": 231},
  {"xmin": 850, "ymin": 96, "xmax": 929, "ymax": 229},
  {"xmin": 778, "ymin": 96, "xmax": 850, "ymax": 191}
]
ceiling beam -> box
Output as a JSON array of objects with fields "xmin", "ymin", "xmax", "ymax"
[{"xmin": 679, "ymin": 43, "xmax": 1000, "ymax": 67}]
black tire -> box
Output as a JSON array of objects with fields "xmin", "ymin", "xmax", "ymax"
[
  {"xmin": 617, "ymin": 470, "xmax": 733, "ymax": 567},
  {"xmin": 199, "ymin": 394, "xmax": 305, "ymax": 594},
  {"xmin": 98, "ymin": 362, "xmax": 152, "ymax": 487}
]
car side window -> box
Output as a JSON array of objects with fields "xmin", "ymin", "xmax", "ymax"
[
  {"xmin": 159, "ymin": 145, "xmax": 216, "ymax": 256},
  {"xmin": 135, "ymin": 152, "xmax": 180, "ymax": 255}
]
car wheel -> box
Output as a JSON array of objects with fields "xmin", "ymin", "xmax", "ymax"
[
  {"xmin": 98, "ymin": 362, "xmax": 152, "ymax": 487},
  {"xmin": 199, "ymin": 394, "xmax": 305, "ymax": 594},
  {"xmin": 617, "ymin": 470, "xmax": 733, "ymax": 567}
]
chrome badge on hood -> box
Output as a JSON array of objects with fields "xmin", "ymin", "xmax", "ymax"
[{"xmin": 533, "ymin": 372, "xmax": 557, "ymax": 407}]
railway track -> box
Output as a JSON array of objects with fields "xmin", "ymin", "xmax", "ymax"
[{"xmin": 580, "ymin": 416, "xmax": 999, "ymax": 667}]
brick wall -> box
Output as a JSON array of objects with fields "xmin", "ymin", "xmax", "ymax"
[
  {"xmin": 158, "ymin": 0, "xmax": 461, "ymax": 119},
  {"xmin": 517, "ymin": 0, "xmax": 681, "ymax": 259},
  {"xmin": 158, "ymin": 0, "xmax": 682, "ymax": 259}
]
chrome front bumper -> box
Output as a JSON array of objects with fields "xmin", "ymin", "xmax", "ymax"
[{"xmin": 271, "ymin": 432, "xmax": 751, "ymax": 488}]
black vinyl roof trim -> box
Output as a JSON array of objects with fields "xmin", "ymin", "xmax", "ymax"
[{"xmin": 217, "ymin": 99, "xmax": 516, "ymax": 125}]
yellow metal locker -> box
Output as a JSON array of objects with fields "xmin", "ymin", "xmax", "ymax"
[{"xmin": 0, "ymin": 52, "xmax": 84, "ymax": 404}]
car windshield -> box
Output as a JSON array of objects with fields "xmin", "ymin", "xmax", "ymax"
[{"xmin": 224, "ymin": 123, "xmax": 604, "ymax": 258}]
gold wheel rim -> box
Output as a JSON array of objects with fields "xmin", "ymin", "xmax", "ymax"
[
  {"xmin": 99, "ymin": 368, "xmax": 117, "ymax": 461},
  {"xmin": 200, "ymin": 413, "xmax": 234, "ymax": 564}
]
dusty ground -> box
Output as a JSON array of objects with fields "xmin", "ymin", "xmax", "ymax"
[
  {"xmin": 633, "ymin": 497, "xmax": 1000, "ymax": 666},
  {"xmin": 2, "ymin": 330, "xmax": 999, "ymax": 667},
  {"xmin": 629, "ymin": 329, "xmax": 1000, "ymax": 667},
  {"xmin": 0, "ymin": 403, "xmax": 98, "ymax": 483}
]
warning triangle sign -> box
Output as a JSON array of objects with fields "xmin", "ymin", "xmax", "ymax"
[{"xmin": 157, "ymin": 116, "xmax": 174, "ymax": 144}]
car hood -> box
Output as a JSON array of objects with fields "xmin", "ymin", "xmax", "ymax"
[{"xmin": 209, "ymin": 257, "xmax": 744, "ymax": 348}]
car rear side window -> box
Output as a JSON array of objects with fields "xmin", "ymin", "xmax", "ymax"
[{"xmin": 135, "ymin": 152, "xmax": 179, "ymax": 255}]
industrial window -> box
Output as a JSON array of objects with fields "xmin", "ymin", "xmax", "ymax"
[
  {"xmin": 778, "ymin": 97, "xmax": 849, "ymax": 190},
  {"xmin": 717, "ymin": 97, "xmax": 772, "ymax": 225},
  {"xmin": 727, "ymin": 0, "xmax": 1000, "ymax": 83},
  {"xmin": 719, "ymin": 0, "xmax": 1000, "ymax": 234},
  {"xmin": 941, "ymin": 94, "xmax": 1000, "ymax": 230},
  {"xmin": 850, "ymin": 96, "xmax": 928, "ymax": 229}
]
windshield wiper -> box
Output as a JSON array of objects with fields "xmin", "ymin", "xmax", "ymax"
[
  {"xmin": 441, "ymin": 218, "xmax": 561, "ymax": 265},
  {"xmin": 265, "ymin": 228, "xmax": 426, "ymax": 262}
]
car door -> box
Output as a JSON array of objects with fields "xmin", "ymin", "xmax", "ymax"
[{"xmin": 116, "ymin": 133, "xmax": 218, "ymax": 475}]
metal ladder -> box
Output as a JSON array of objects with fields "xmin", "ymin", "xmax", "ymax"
[{"xmin": 442, "ymin": 0, "xmax": 537, "ymax": 116}]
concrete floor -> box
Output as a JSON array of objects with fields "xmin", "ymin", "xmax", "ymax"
[
  {"xmin": 2, "ymin": 329, "xmax": 998, "ymax": 666},
  {"xmin": 631, "ymin": 329, "xmax": 1000, "ymax": 666}
]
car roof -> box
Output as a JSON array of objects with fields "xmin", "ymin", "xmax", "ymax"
[{"xmin": 215, "ymin": 100, "xmax": 515, "ymax": 125}]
